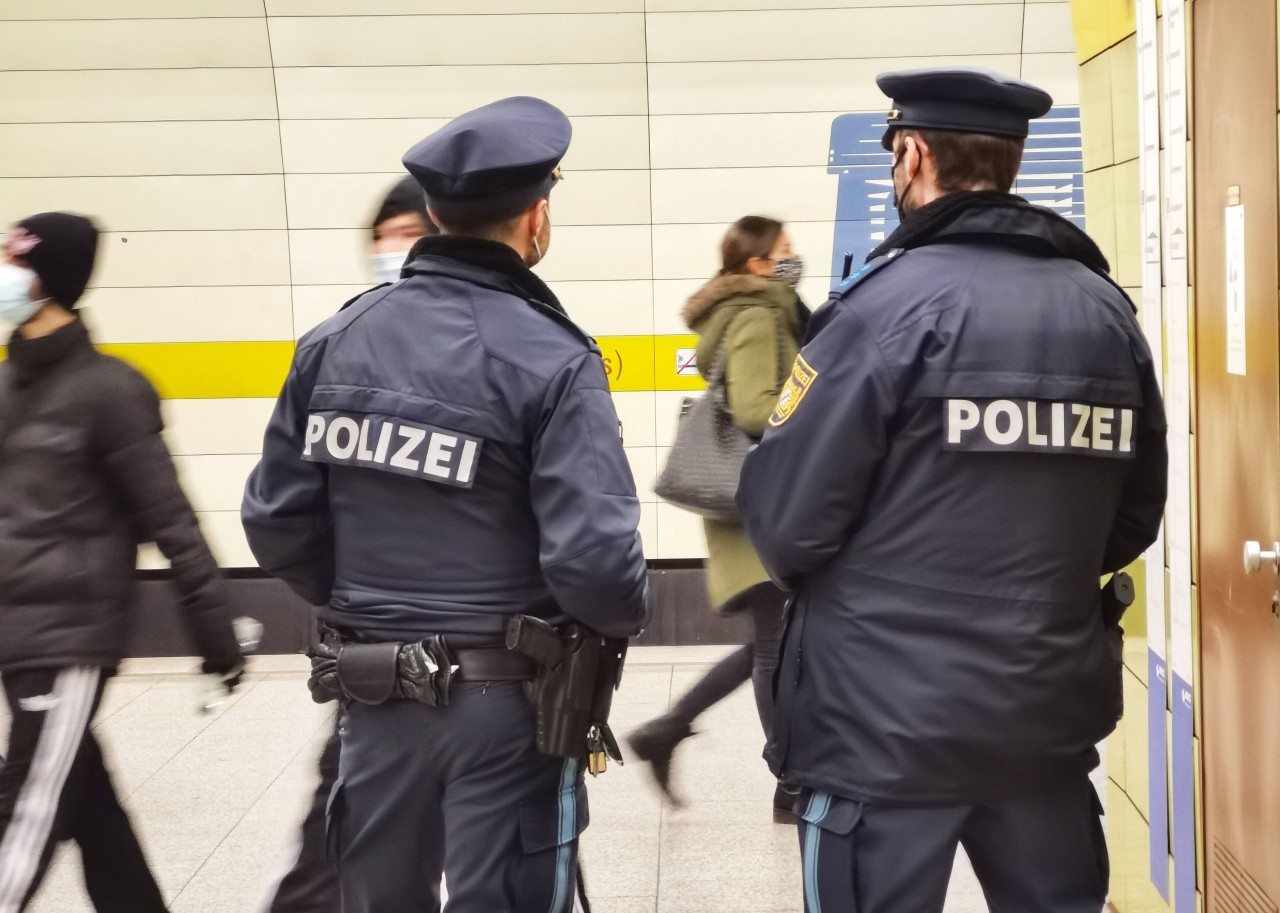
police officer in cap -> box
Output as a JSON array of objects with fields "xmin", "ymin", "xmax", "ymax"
[
  {"xmin": 243, "ymin": 96, "xmax": 651, "ymax": 913},
  {"xmin": 737, "ymin": 68, "xmax": 1167, "ymax": 912}
]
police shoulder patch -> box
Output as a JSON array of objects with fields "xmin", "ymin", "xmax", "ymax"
[{"xmin": 770, "ymin": 355, "xmax": 819, "ymax": 427}]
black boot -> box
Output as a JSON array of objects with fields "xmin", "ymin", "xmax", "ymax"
[
  {"xmin": 773, "ymin": 782, "xmax": 801, "ymax": 825},
  {"xmin": 627, "ymin": 716, "xmax": 693, "ymax": 807}
]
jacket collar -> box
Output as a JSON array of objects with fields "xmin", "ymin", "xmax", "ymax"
[
  {"xmin": 6, "ymin": 318, "xmax": 93, "ymax": 387},
  {"xmin": 867, "ymin": 191, "xmax": 1111, "ymax": 275},
  {"xmin": 682, "ymin": 273, "xmax": 798, "ymax": 329},
  {"xmin": 403, "ymin": 235, "xmax": 567, "ymax": 317}
]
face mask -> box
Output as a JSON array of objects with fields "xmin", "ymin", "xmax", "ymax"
[
  {"xmin": 371, "ymin": 251, "xmax": 407, "ymax": 285},
  {"xmin": 0, "ymin": 263, "xmax": 41, "ymax": 328},
  {"xmin": 774, "ymin": 255, "xmax": 805, "ymax": 288},
  {"xmin": 529, "ymin": 206, "xmax": 550, "ymax": 267},
  {"xmin": 890, "ymin": 147, "xmax": 916, "ymax": 221}
]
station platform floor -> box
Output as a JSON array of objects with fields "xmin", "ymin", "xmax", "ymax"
[{"xmin": 2, "ymin": 646, "xmax": 1102, "ymax": 913}]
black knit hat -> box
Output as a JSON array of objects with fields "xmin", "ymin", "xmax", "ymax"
[
  {"xmin": 370, "ymin": 176, "xmax": 437, "ymax": 238},
  {"xmin": 10, "ymin": 213, "xmax": 100, "ymax": 310}
]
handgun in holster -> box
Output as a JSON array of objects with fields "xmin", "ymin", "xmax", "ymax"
[{"xmin": 505, "ymin": 615, "xmax": 628, "ymax": 777}]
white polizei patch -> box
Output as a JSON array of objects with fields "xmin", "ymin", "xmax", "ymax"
[
  {"xmin": 301, "ymin": 411, "xmax": 485, "ymax": 489},
  {"xmin": 0, "ymin": 667, "xmax": 100, "ymax": 913},
  {"xmin": 943, "ymin": 399, "xmax": 1138, "ymax": 458}
]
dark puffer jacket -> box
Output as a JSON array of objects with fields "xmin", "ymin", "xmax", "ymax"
[{"xmin": 0, "ymin": 320, "xmax": 239, "ymax": 673}]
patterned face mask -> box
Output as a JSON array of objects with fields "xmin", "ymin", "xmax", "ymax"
[{"xmin": 774, "ymin": 255, "xmax": 805, "ymax": 288}]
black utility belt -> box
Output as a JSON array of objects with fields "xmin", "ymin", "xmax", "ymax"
[{"xmin": 307, "ymin": 630, "xmax": 535, "ymax": 708}]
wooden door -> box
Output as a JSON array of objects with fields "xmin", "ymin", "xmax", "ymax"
[{"xmin": 1194, "ymin": 1, "xmax": 1280, "ymax": 909}]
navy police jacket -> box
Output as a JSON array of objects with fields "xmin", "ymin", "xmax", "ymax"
[
  {"xmin": 242, "ymin": 236, "xmax": 651, "ymax": 643},
  {"xmin": 739, "ymin": 193, "xmax": 1167, "ymax": 804}
]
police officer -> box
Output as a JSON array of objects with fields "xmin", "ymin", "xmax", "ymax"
[
  {"xmin": 242, "ymin": 96, "xmax": 651, "ymax": 913},
  {"xmin": 737, "ymin": 68, "xmax": 1167, "ymax": 913}
]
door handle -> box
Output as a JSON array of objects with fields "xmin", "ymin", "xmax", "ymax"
[{"xmin": 1243, "ymin": 540, "xmax": 1280, "ymax": 573}]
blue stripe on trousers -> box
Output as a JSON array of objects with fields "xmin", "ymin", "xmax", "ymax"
[
  {"xmin": 548, "ymin": 758, "xmax": 579, "ymax": 913},
  {"xmin": 802, "ymin": 791, "xmax": 832, "ymax": 913}
]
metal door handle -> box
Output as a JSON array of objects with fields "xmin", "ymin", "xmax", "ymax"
[{"xmin": 1243, "ymin": 540, "xmax": 1280, "ymax": 573}]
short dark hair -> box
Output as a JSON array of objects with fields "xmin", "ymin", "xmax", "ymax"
[
  {"xmin": 720, "ymin": 215, "xmax": 783, "ymax": 276},
  {"xmin": 370, "ymin": 176, "xmax": 435, "ymax": 240},
  {"xmin": 902, "ymin": 129, "xmax": 1024, "ymax": 194},
  {"xmin": 432, "ymin": 210, "xmax": 526, "ymax": 243}
]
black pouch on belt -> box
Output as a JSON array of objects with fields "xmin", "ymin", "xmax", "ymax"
[{"xmin": 336, "ymin": 643, "xmax": 401, "ymax": 705}]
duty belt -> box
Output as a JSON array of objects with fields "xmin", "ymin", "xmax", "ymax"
[{"xmin": 307, "ymin": 626, "xmax": 536, "ymax": 707}]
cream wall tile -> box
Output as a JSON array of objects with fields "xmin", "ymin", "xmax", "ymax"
[
  {"xmin": 93, "ymin": 231, "xmax": 291, "ymax": 288},
  {"xmin": 268, "ymin": 0, "xmax": 641, "ymax": 12},
  {"xmin": 654, "ymin": 392, "xmax": 689, "ymax": 447},
  {"xmin": 1078, "ymin": 53, "xmax": 1115, "ymax": 172},
  {"xmin": 1109, "ymin": 36, "xmax": 1140, "ymax": 165},
  {"xmin": 651, "ymin": 112, "xmax": 838, "ymax": 169},
  {"xmin": 0, "ymin": 176, "xmax": 285, "ymax": 232},
  {"xmin": 0, "ymin": 69, "xmax": 278, "ymax": 123},
  {"xmin": 1019, "ymin": 53, "xmax": 1081, "ymax": 106},
  {"xmin": 652, "ymin": 221, "xmax": 833, "ymax": 281},
  {"xmin": 284, "ymin": 170, "xmax": 650, "ymax": 229},
  {"xmin": 0, "ymin": 19, "xmax": 272, "ymax": 70},
  {"xmin": 639, "ymin": 501, "xmax": 660, "ymax": 560},
  {"xmin": 535, "ymin": 225, "xmax": 653, "ymax": 282},
  {"xmin": 656, "ymin": 500, "xmax": 708, "ymax": 560},
  {"xmin": 161, "ymin": 399, "xmax": 278, "ymax": 456},
  {"xmin": 0, "ymin": 122, "xmax": 283, "ymax": 177},
  {"xmin": 80, "ymin": 287, "xmax": 295, "ymax": 344},
  {"xmin": 198, "ymin": 511, "xmax": 258, "ymax": 567},
  {"xmin": 273, "ymin": 65, "xmax": 648, "ymax": 119},
  {"xmin": 651, "ymin": 166, "xmax": 831, "ymax": 225},
  {"xmin": 174, "ymin": 455, "xmax": 260, "ymax": 513},
  {"xmin": 1113, "ymin": 158, "xmax": 1141, "ymax": 288},
  {"xmin": 646, "ymin": 6, "xmax": 1023, "ymax": 62},
  {"xmin": 288, "ymin": 230, "xmax": 369, "ymax": 286},
  {"xmin": 268, "ymin": 14, "xmax": 645, "ymax": 66},
  {"xmin": 647, "ymin": 0, "xmax": 1018, "ymax": 8},
  {"xmin": 1022, "ymin": 1, "xmax": 1075, "ymax": 54},
  {"xmin": 293, "ymin": 285, "xmax": 372, "ymax": 338},
  {"xmin": 0, "ymin": 0, "xmax": 262, "ymax": 16},
  {"xmin": 653, "ymin": 279, "xmax": 700, "ymax": 335},
  {"xmin": 613, "ymin": 391, "xmax": 658, "ymax": 449},
  {"xmin": 648, "ymin": 55, "xmax": 1022, "ymax": 114},
  {"xmin": 627, "ymin": 447, "xmax": 659, "ymax": 503},
  {"xmin": 557, "ymin": 280, "xmax": 655, "ymax": 337},
  {"xmin": 279, "ymin": 116, "xmax": 650, "ymax": 174}
]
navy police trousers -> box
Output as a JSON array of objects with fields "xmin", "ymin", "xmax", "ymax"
[
  {"xmin": 329, "ymin": 681, "xmax": 586, "ymax": 913},
  {"xmin": 797, "ymin": 775, "xmax": 1109, "ymax": 913}
]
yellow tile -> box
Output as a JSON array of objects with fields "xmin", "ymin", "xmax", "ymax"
[
  {"xmin": 648, "ymin": 55, "xmax": 1023, "ymax": 115},
  {"xmin": 173, "ymin": 454, "xmax": 259, "ymax": 513},
  {"xmin": 648, "ymin": 0, "xmax": 1021, "ymax": 8},
  {"xmin": 0, "ymin": 69, "xmax": 278, "ymax": 123},
  {"xmin": 0, "ymin": 18, "xmax": 271, "ymax": 69},
  {"xmin": 1124, "ymin": 667, "xmax": 1151, "ymax": 820},
  {"xmin": 1069, "ymin": 0, "xmax": 1137, "ymax": 62},
  {"xmin": 1083, "ymin": 167, "xmax": 1118, "ymax": 269},
  {"xmin": 93, "ymin": 230, "xmax": 291, "ymax": 289},
  {"xmin": 1110, "ymin": 35, "xmax": 1141, "ymax": 164},
  {"xmin": 268, "ymin": 13, "xmax": 645, "ymax": 66},
  {"xmin": 651, "ymin": 167, "xmax": 834, "ymax": 225},
  {"xmin": 1109, "ymin": 718, "xmax": 1129, "ymax": 795},
  {"xmin": 291, "ymin": 285, "xmax": 370, "ymax": 338},
  {"xmin": 0, "ymin": 122, "xmax": 283, "ymax": 177},
  {"xmin": 1115, "ymin": 158, "xmax": 1143, "ymax": 287},
  {"xmin": 1108, "ymin": 786, "xmax": 1175, "ymax": 913},
  {"xmin": 268, "ymin": 0, "xmax": 639, "ymax": 11},
  {"xmin": 1079, "ymin": 52, "xmax": 1116, "ymax": 171},
  {"xmin": 80, "ymin": 286, "xmax": 295, "ymax": 344},
  {"xmin": 558, "ymin": 280, "xmax": 655, "ymax": 337},
  {"xmin": 273, "ymin": 64, "xmax": 648, "ymax": 119},
  {"xmin": 0, "ymin": 0, "xmax": 261, "ymax": 15},
  {"xmin": 0, "ymin": 176, "xmax": 286, "ymax": 232},
  {"xmin": 161, "ymin": 399, "xmax": 278, "ymax": 456},
  {"xmin": 656, "ymin": 498, "xmax": 708, "ymax": 560},
  {"xmin": 1021, "ymin": 52, "xmax": 1084, "ymax": 106},
  {"xmin": 1024, "ymin": 1, "xmax": 1077, "ymax": 53}
]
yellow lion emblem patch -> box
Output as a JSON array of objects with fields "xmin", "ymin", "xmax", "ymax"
[{"xmin": 770, "ymin": 355, "xmax": 819, "ymax": 427}]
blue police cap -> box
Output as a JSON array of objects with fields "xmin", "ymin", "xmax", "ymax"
[
  {"xmin": 402, "ymin": 96, "xmax": 571, "ymax": 222},
  {"xmin": 876, "ymin": 67, "xmax": 1053, "ymax": 151}
]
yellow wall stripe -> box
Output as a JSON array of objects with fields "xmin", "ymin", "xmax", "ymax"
[
  {"xmin": 1070, "ymin": 0, "xmax": 1137, "ymax": 63},
  {"xmin": 0, "ymin": 336, "xmax": 708, "ymax": 398}
]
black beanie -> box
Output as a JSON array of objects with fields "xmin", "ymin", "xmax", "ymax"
[
  {"xmin": 370, "ymin": 176, "xmax": 437, "ymax": 239},
  {"xmin": 13, "ymin": 213, "xmax": 100, "ymax": 310}
]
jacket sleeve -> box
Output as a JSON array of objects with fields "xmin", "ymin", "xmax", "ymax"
[
  {"xmin": 724, "ymin": 308, "xmax": 783, "ymax": 437},
  {"xmin": 1102, "ymin": 340, "xmax": 1169, "ymax": 572},
  {"xmin": 241, "ymin": 341, "xmax": 335, "ymax": 606},
  {"xmin": 530, "ymin": 351, "xmax": 652, "ymax": 638},
  {"xmin": 738, "ymin": 304, "xmax": 901, "ymax": 588},
  {"xmin": 95, "ymin": 369, "xmax": 240, "ymax": 673}
]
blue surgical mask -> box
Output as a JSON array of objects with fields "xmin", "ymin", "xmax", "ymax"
[
  {"xmin": 0, "ymin": 263, "xmax": 41, "ymax": 328},
  {"xmin": 371, "ymin": 252, "xmax": 408, "ymax": 285}
]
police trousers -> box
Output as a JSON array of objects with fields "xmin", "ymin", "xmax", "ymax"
[
  {"xmin": 797, "ymin": 775, "xmax": 1108, "ymax": 913},
  {"xmin": 330, "ymin": 681, "xmax": 587, "ymax": 913}
]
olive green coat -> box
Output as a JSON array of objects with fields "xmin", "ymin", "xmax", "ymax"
[{"xmin": 682, "ymin": 274, "xmax": 802, "ymax": 610}]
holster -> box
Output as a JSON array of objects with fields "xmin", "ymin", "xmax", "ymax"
[
  {"xmin": 506, "ymin": 615, "xmax": 628, "ymax": 762},
  {"xmin": 1101, "ymin": 571, "xmax": 1136, "ymax": 629}
]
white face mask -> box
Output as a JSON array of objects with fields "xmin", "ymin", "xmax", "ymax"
[
  {"xmin": 0, "ymin": 263, "xmax": 41, "ymax": 328},
  {"xmin": 371, "ymin": 251, "xmax": 408, "ymax": 285}
]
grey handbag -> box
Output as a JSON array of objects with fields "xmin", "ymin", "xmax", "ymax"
[{"xmin": 654, "ymin": 310, "xmax": 786, "ymax": 522}]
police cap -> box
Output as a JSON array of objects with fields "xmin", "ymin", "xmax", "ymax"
[
  {"xmin": 402, "ymin": 96, "xmax": 571, "ymax": 222},
  {"xmin": 877, "ymin": 67, "xmax": 1053, "ymax": 151}
]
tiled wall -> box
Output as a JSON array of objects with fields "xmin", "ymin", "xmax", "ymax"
[{"xmin": 0, "ymin": 0, "xmax": 1076, "ymax": 566}]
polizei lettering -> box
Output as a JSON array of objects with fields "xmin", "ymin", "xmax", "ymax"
[
  {"xmin": 944, "ymin": 398, "xmax": 1136, "ymax": 458},
  {"xmin": 302, "ymin": 411, "xmax": 483, "ymax": 488}
]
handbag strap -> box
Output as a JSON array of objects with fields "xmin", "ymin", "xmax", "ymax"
[{"xmin": 705, "ymin": 304, "xmax": 793, "ymax": 401}]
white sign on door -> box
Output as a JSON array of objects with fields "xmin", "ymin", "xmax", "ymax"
[{"xmin": 1225, "ymin": 203, "xmax": 1247, "ymax": 376}]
